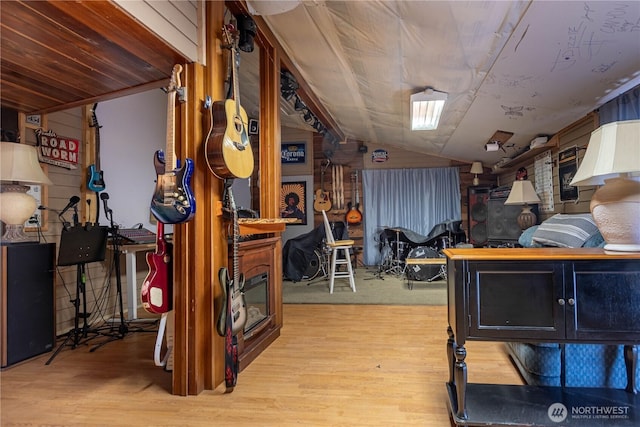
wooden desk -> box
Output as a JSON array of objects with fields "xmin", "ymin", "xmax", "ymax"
[{"xmin": 443, "ymin": 248, "xmax": 640, "ymax": 426}]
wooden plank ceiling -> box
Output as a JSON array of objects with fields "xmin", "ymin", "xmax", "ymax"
[{"xmin": 0, "ymin": 0, "xmax": 188, "ymax": 115}]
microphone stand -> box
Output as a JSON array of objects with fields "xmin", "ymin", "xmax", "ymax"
[
  {"xmin": 46, "ymin": 206, "xmax": 101, "ymax": 364},
  {"xmin": 90, "ymin": 195, "xmax": 128, "ymax": 352}
]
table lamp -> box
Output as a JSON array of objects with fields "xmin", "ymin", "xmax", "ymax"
[
  {"xmin": 470, "ymin": 162, "xmax": 483, "ymax": 186},
  {"xmin": 504, "ymin": 180, "xmax": 541, "ymax": 230},
  {"xmin": 0, "ymin": 141, "xmax": 53, "ymax": 243},
  {"xmin": 570, "ymin": 120, "xmax": 640, "ymax": 252}
]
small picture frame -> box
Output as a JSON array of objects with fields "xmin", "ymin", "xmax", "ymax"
[
  {"xmin": 558, "ymin": 146, "xmax": 579, "ymax": 202},
  {"xmin": 248, "ymin": 119, "xmax": 259, "ymax": 135}
]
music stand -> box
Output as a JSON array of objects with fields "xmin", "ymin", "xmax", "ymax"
[{"xmin": 46, "ymin": 225, "xmax": 108, "ymax": 365}]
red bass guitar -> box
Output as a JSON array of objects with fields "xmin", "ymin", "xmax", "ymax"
[{"xmin": 141, "ymin": 222, "xmax": 173, "ymax": 314}]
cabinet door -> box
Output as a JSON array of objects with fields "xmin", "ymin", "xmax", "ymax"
[
  {"xmin": 468, "ymin": 261, "xmax": 565, "ymax": 340},
  {"xmin": 569, "ymin": 260, "xmax": 640, "ymax": 342}
]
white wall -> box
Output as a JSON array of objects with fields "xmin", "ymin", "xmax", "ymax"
[{"xmin": 98, "ymin": 89, "xmax": 171, "ymax": 232}]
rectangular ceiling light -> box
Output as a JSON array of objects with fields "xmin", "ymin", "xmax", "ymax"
[{"xmin": 410, "ymin": 88, "xmax": 447, "ymax": 131}]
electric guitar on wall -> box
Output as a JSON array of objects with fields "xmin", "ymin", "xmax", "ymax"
[
  {"xmin": 216, "ymin": 184, "xmax": 248, "ymax": 338},
  {"xmin": 140, "ymin": 221, "xmax": 173, "ymax": 314},
  {"xmin": 205, "ymin": 25, "xmax": 254, "ymax": 180},
  {"xmin": 345, "ymin": 170, "xmax": 363, "ymax": 225},
  {"xmin": 87, "ymin": 103, "xmax": 106, "ymax": 193},
  {"xmin": 150, "ymin": 64, "xmax": 196, "ymax": 224},
  {"xmin": 216, "ymin": 183, "xmax": 247, "ymax": 392},
  {"xmin": 313, "ymin": 159, "xmax": 332, "ymax": 212}
]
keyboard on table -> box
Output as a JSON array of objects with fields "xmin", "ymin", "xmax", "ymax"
[{"xmin": 116, "ymin": 227, "xmax": 157, "ymax": 244}]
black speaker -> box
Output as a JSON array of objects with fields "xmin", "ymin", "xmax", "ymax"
[
  {"xmin": 1, "ymin": 243, "xmax": 55, "ymax": 367},
  {"xmin": 468, "ymin": 187, "xmax": 490, "ymax": 246},
  {"xmin": 487, "ymin": 198, "xmax": 540, "ymax": 243}
]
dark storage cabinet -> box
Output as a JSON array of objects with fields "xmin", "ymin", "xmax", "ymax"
[
  {"xmin": 444, "ymin": 248, "xmax": 640, "ymax": 426},
  {"xmin": 1, "ymin": 243, "xmax": 55, "ymax": 367}
]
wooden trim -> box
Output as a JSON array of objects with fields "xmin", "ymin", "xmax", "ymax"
[
  {"xmin": 443, "ymin": 247, "xmax": 640, "ymax": 260},
  {"xmin": 18, "ymin": 112, "xmax": 49, "ymax": 232}
]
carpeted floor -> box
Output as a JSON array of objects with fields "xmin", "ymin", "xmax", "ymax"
[{"xmin": 282, "ymin": 267, "xmax": 447, "ymax": 305}]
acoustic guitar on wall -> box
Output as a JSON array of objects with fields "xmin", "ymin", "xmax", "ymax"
[
  {"xmin": 345, "ymin": 170, "xmax": 363, "ymax": 225},
  {"xmin": 205, "ymin": 24, "xmax": 254, "ymax": 180},
  {"xmin": 313, "ymin": 159, "xmax": 332, "ymax": 212}
]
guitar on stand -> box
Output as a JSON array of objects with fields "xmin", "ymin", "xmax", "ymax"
[
  {"xmin": 216, "ymin": 182, "xmax": 248, "ymax": 392},
  {"xmin": 345, "ymin": 170, "xmax": 363, "ymax": 225},
  {"xmin": 313, "ymin": 159, "xmax": 332, "ymax": 212},
  {"xmin": 87, "ymin": 103, "xmax": 104, "ymax": 224},
  {"xmin": 150, "ymin": 64, "xmax": 196, "ymax": 224},
  {"xmin": 204, "ymin": 24, "xmax": 254, "ymax": 180}
]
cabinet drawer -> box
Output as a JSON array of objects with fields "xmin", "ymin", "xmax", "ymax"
[{"xmin": 468, "ymin": 261, "xmax": 564, "ymax": 340}]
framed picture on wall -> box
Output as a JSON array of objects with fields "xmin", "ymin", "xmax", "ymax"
[
  {"xmin": 280, "ymin": 181, "xmax": 307, "ymax": 225},
  {"xmin": 558, "ymin": 146, "xmax": 579, "ymax": 202}
]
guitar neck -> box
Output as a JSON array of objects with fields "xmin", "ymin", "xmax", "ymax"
[
  {"xmin": 165, "ymin": 89, "xmax": 177, "ymax": 172},
  {"xmin": 91, "ymin": 103, "xmax": 101, "ymax": 170},
  {"xmin": 355, "ymin": 170, "xmax": 360, "ymax": 204},
  {"xmin": 227, "ymin": 186, "xmax": 240, "ymax": 289},
  {"xmin": 165, "ymin": 64, "xmax": 182, "ymax": 173},
  {"xmin": 156, "ymin": 221, "xmax": 166, "ymax": 252}
]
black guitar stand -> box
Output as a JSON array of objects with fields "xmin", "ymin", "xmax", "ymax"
[{"xmin": 46, "ymin": 221, "xmax": 109, "ymax": 365}]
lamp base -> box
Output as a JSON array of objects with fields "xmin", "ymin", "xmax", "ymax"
[
  {"xmin": 590, "ymin": 177, "xmax": 640, "ymax": 252},
  {"xmin": 1, "ymin": 224, "xmax": 33, "ymax": 243},
  {"xmin": 517, "ymin": 205, "xmax": 537, "ymax": 230},
  {"xmin": 0, "ymin": 185, "xmax": 38, "ymax": 244}
]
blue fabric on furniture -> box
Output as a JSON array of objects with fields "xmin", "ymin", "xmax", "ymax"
[
  {"xmin": 531, "ymin": 213, "xmax": 599, "ymax": 248},
  {"xmin": 509, "ymin": 214, "xmax": 628, "ymax": 389},
  {"xmin": 518, "ymin": 225, "xmax": 542, "ymax": 248},
  {"xmin": 506, "ymin": 342, "xmax": 639, "ymax": 389}
]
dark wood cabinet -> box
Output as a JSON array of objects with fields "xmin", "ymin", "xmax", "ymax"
[
  {"xmin": 444, "ymin": 248, "xmax": 640, "ymax": 426},
  {"xmin": 1, "ymin": 243, "xmax": 56, "ymax": 367}
]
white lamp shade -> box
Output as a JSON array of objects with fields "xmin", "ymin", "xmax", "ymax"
[
  {"xmin": 504, "ymin": 180, "xmax": 541, "ymax": 205},
  {"xmin": 246, "ymin": 1, "xmax": 301, "ymax": 15},
  {"xmin": 570, "ymin": 120, "xmax": 640, "ymax": 187},
  {"xmin": 1, "ymin": 141, "xmax": 53, "ymax": 185},
  {"xmin": 470, "ymin": 162, "xmax": 484, "ymax": 174}
]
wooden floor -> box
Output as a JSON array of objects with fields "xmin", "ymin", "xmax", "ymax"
[{"xmin": 1, "ymin": 304, "xmax": 523, "ymax": 426}]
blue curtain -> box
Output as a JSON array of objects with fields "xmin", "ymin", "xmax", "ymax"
[
  {"xmin": 361, "ymin": 167, "xmax": 461, "ymax": 265},
  {"xmin": 599, "ymin": 84, "xmax": 640, "ymax": 124}
]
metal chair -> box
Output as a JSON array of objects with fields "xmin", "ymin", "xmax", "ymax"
[{"xmin": 321, "ymin": 210, "xmax": 356, "ymax": 293}]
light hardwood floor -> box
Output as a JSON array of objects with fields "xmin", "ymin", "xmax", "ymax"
[{"xmin": 1, "ymin": 304, "xmax": 523, "ymax": 426}]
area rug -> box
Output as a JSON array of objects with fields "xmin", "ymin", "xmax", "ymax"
[{"xmin": 282, "ymin": 267, "xmax": 447, "ymax": 305}]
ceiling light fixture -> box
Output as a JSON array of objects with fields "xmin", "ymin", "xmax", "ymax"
[
  {"xmin": 410, "ymin": 87, "xmax": 447, "ymax": 131},
  {"xmin": 294, "ymin": 96, "xmax": 305, "ymax": 111}
]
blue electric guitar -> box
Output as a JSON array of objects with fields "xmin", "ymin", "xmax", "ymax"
[
  {"xmin": 87, "ymin": 103, "xmax": 106, "ymax": 193},
  {"xmin": 150, "ymin": 64, "xmax": 196, "ymax": 224}
]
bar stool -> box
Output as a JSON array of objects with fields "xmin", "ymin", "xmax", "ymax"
[{"xmin": 322, "ymin": 210, "xmax": 356, "ymax": 293}]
